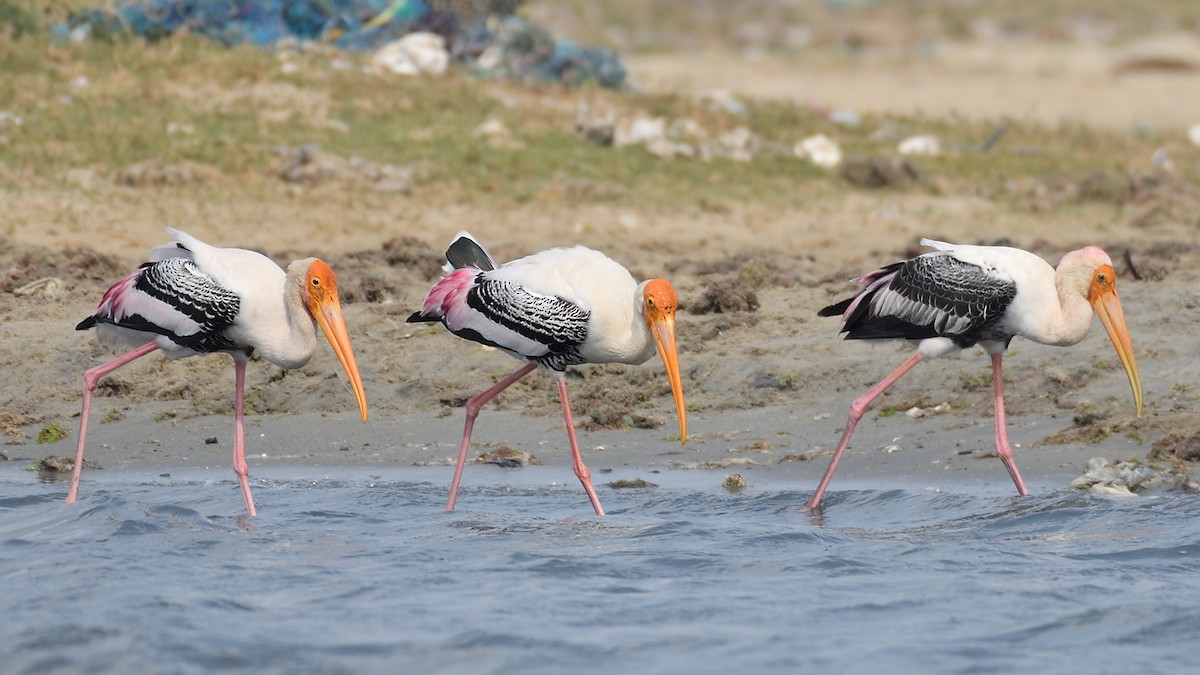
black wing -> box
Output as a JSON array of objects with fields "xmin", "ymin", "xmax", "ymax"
[
  {"xmin": 824, "ymin": 253, "xmax": 1016, "ymax": 344},
  {"xmin": 446, "ymin": 233, "xmax": 496, "ymax": 271}
]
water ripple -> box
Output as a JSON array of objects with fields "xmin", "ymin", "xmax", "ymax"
[{"xmin": 2, "ymin": 466, "xmax": 1198, "ymax": 673}]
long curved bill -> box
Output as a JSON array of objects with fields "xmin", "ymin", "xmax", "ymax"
[
  {"xmin": 1090, "ymin": 280, "xmax": 1143, "ymax": 416},
  {"xmin": 649, "ymin": 312, "xmax": 687, "ymax": 444},
  {"xmin": 314, "ymin": 296, "xmax": 369, "ymax": 423}
]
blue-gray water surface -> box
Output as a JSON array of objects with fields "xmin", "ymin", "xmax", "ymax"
[{"xmin": 2, "ymin": 463, "xmax": 1198, "ymax": 674}]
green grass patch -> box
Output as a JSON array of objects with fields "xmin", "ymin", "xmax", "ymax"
[{"xmin": 1, "ymin": 32, "xmax": 1195, "ymax": 208}]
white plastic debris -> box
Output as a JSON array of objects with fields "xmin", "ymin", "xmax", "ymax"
[
  {"xmin": 793, "ymin": 134, "xmax": 842, "ymax": 168},
  {"xmin": 1188, "ymin": 123, "xmax": 1200, "ymax": 147},
  {"xmin": 370, "ymin": 32, "xmax": 449, "ymax": 77},
  {"xmin": 697, "ymin": 89, "xmax": 747, "ymax": 116},
  {"xmin": 0, "ymin": 111, "xmax": 23, "ymax": 131},
  {"xmin": 898, "ymin": 135, "xmax": 941, "ymax": 156},
  {"xmin": 1152, "ymin": 148, "xmax": 1175, "ymax": 172},
  {"xmin": 613, "ymin": 116, "xmax": 666, "ymax": 148},
  {"xmin": 829, "ymin": 109, "xmax": 862, "ymax": 126},
  {"xmin": 477, "ymin": 45, "xmax": 504, "ymax": 72},
  {"xmin": 716, "ymin": 126, "xmax": 756, "ymax": 162},
  {"xmin": 906, "ymin": 403, "xmax": 952, "ymax": 419},
  {"xmin": 646, "ymin": 138, "xmax": 697, "ymax": 160},
  {"xmin": 473, "ymin": 119, "xmax": 523, "ymax": 150}
]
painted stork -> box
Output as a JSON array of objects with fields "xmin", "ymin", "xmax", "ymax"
[
  {"xmin": 808, "ymin": 238, "xmax": 1143, "ymax": 509},
  {"xmin": 408, "ymin": 232, "xmax": 687, "ymax": 515},
  {"xmin": 69, "ymin": 228, "xmax": 369, "ymax": 516}
]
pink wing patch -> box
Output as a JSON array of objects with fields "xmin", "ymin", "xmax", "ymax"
[
  {"xmin": 419, "ymin": 268, "xmax": 478, "ymax": 321},
  {"xmin": 94, "ymin": 270, "xmax": 141, "ymax": 322}
]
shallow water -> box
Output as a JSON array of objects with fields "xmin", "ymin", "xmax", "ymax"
[{"xmin": 2, "ymin": 463, "xmax": 1199, "ymax": 674}]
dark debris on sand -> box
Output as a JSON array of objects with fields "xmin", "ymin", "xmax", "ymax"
[{"xmin": 473, "ymin": 446, "xmax": 540, "ymax": 467}]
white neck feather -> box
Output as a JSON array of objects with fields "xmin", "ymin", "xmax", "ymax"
[
  {"xmin": 1044, "ymin": 255, "xmax": 1098, "ymax": 346},
  {"xmin": 255, "ymin": 259, "xmax": 319, "ymax": 369}
]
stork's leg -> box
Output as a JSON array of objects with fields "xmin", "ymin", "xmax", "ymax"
[
  {"xmin": 67, "ymin": 342, "xmax": 161, "ymax": 505},
  {"xmin": 991, "ymin": 353, "xmax": 1028, "ymax": 497},
  {"xmin": 553, "ymin": 376, "xmax": 605, "ymax": 516},
  {"xmin": 231, "ymin": 356, "xmax": 257, "ymax": 517},
  {"xmin": 806, "ymin": 352, "xmax": 923, "ymax": 510},
  {"xmin": 446, "ymin": 363, "xmax": 538, "ymax": 511}
]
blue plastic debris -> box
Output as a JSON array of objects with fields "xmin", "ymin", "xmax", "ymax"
[{"xmin": 56, "ymin": 0, "xmax": 625, "ymax": 89}]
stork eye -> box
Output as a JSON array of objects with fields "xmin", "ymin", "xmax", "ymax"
[
  {"xmin": 646, "ymin": 297, "xmax": 656, "ymax": 308},
  {"xmin": 1097, "ymin": 272, "xmax": 1108, "ymax": 284},
  {"xmin": 312, "ymin": 278, "xmax": 321, "ymax": 287}
]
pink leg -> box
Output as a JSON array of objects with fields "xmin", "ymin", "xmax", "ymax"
[
  {"xmin": 232, "ymin": 356, "xmax": 257, "ymax": 517},
  {"xmin": 67, "ymin": 342, "xmax": 161, "ymax": 505},
  {"xmin": 991, "ymin": 353, "xmax": 1028, "ymax": 497},
  {"xmin": 554, "ymin": 377, "xmax": 605, "ymax": 516},
  {"xmin": 445, "ymin": 363, "xmax": 538, "ymax": 511},
  {"xmin": 806, "ymin": 352, "xmax": 923, "ymax": 510}
]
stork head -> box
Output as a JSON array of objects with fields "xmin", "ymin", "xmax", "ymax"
[
  {"xmin": 642, "ymin": 279, "xmax": 687, "ymax": 444},
  {"xmin": 304, "ymin": 259, "xmax": 369, "ymax": 423},
  {"xmin": 1065, "ymin": 247, "xmax": 1143, "ymax": 416}
]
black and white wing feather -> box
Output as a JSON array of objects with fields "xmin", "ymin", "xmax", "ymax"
[
  {"xmin": 821, "ymin": 252, "xmax": 1017, "ymax": 346},
  {"xmin": 78, "ymin": 257, "xmax": 242, "ymax": 353},
  {"xmin": 465, "ymin": 276, "xmax": 590, "ymax": 369}
]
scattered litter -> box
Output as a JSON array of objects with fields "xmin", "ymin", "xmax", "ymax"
[
  {"xmin": 794, "ymin": 134, "xmax": 842, "ymax": 169},
  {"xmin": 646, "ymin": 138, "xmax": 698, "ymax": 160},
  {"xmin": 715, "ymin": 126, "xmax": 756, "ymax": 162},
  {"xmin": 1151, "ymin": 148, "xmax": 1175, "ymax": 173},
  {"xmin": 614, "ymin": 116, "xmax": 667, "ymax": 148},
  {"xmin": 473, "ymin": 118, "xmax": 523, "ymax": 150},
  {"xmin": 905, "ymin": 403, "xmax": 951, "ymax": 418},
  {"xmin": 828, "ymin": 109, "xmax": 862, "ymax": 126},
  {"xmin": 898, "ymin": 135, "xmax": 941, "ymax": 156},
  {"xmin": 369, "ymin": 32, "xmax": 448, "ymax": 77},
  {"xmin": 1188, "ymin": 123, "xmax": 1200, "ymax": 147},
  {"xmin": 475, "ymin": 16, "xmax": 626, "ymax": 89},
  {"xmin": 696, "ymin": 90, "xmax": 747, "ymax": 116},
  {"xmin": 1070, "ymin": 457, "xmax": 1200, "ymax": 495},
  {"xmin": 59, "ymin": 1, "xmax": 626, "ymax": 89},
  {"xmin": 0, "ymin": 112, "xmax": 23, "ymax": 131},
  {"xmin": 575, "ymin": 103, "xmax": 618, "ymax": 146}
]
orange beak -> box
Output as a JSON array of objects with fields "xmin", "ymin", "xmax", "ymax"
[
  {"xmin": 647, "ymin": 307, "xmax": 687, "ymax": 444},
  {"xmin": 308, "ymin": 263, "xmax": 368, "ymax": 423},
  {"xmin": 1089, "ymin": 268, "xmax": 1143, "ymax": 416}
]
